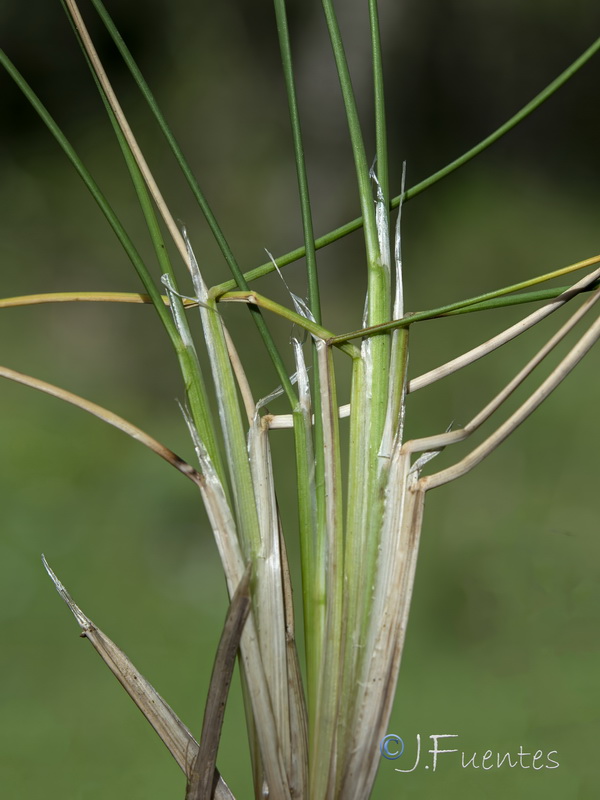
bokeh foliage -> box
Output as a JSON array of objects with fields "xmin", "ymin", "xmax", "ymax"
[{"xmin": 0, "ymin": 1, "xmax": 599, "ymax": 797}]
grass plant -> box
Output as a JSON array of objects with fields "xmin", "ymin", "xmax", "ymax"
[{"xmin": 1, "ymin": 3, "xmax": 599, "ymax": 798}]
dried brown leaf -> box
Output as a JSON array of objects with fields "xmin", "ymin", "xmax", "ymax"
[{"xmin": 42, "ymin": 556, "xmax": 235, "ymax": 800}]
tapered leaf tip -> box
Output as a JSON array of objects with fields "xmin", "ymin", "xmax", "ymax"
[{"xmin": 41, "ymin": 554, "xmax": 92, "ymax": 630}]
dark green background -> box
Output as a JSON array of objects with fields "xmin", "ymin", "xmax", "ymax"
[{"xmin": 1, "ymin": 1, "xmax": 599, "ymax": 797}]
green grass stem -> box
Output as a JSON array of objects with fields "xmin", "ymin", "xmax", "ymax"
[
  {"xmin": 369, "ymin": 0, "xmax": 389, "ymax": 208},
  {"xmin": 0, "ymin": 49, "xmax": 176, "ymax": 343},
  {"xmin": 60, "ymin": 0, "xmax": 223, "ymax": 475},
  {"xmin": 212, "ymin": 35, "xmax": 600, "ymax": 295},
  {"xmin": 89, "ymin": 0, "xmax": 298, "ymax": 408},
  {"xmin": 330, "ymin": 255, "xmax": 600, "ymax": 343},
  {"xmin": 272, "ymin": 0, "xmax": 329, "ymax": 746}
]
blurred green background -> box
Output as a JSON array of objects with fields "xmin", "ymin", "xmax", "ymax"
[{"xmin": 1, "ymin": 1, "xmax": 599, "ymax": 797}]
